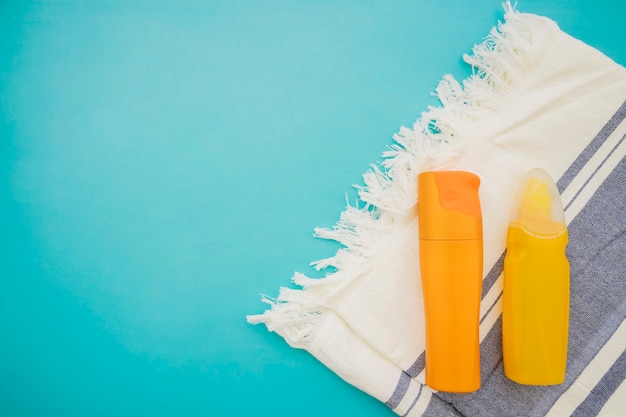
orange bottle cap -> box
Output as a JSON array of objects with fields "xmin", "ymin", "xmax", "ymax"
[{"xmin": 418, "ymin": 171, "xmax": 482, "ymax": 240}]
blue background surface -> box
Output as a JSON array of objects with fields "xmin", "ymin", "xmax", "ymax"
[{"xmin": 1, "ymin": 1, "xmax": 624, "ymax": 416}]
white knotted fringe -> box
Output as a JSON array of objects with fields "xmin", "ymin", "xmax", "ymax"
[{"xmin": 247, "ymin": 1, "xmax": 556, "ymax": 349}]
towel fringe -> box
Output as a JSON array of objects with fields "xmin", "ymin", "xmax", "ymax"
[{"xmin": 246, "ymin": 1, "xmax": 559, "ymax": 348}]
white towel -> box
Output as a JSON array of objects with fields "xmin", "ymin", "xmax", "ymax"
[{"xmin": 248, "ymin": 4, "xmax": 626, "ymax": 416}]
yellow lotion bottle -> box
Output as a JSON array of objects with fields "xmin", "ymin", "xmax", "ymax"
[{"xmin": 503, "ymin": 168, "xmax": 570, "ymax": 385}]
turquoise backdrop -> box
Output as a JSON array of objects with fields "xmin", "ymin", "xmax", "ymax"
[{"xmin": 1, "ymin": 1, "xmax": 624, "ymax": 416}]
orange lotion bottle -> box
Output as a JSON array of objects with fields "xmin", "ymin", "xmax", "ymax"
[
  {"xmin": 418, "ymin": 171, "xmax": 483, "ymax": 393},
  {"xmin": 503, "ymin": 168, "xmax": 570, "ymax": 385}
]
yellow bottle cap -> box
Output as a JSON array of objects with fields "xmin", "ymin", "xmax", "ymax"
[{"xmin": 510, "ymin": 168, "xmax": 566, "ymax": 237}]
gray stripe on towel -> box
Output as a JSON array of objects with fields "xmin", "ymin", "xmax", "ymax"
[
  {"xmin": 406, "ymin": 354, "xmax": 425, "ymax": 378},
  {"xmin": 557, "ymin": 99, "xmax": 626, "ymax": 193},
  {"xmin": 564, "ymin": 133, "xmax": 626, "ymax": 212},
  {"xmin": 481, "ymin": 252, "xmax": 505, "ymax": 300},
  {"xmin": 385, "ymin": 371, "xmax": 412, "ymax": 410},
  {"xmin": 571, "ymin": 348, "xmax": 626, "ymax": 417},
  {"xmin": 401, "ymin": 384, "xmax": 423, "ymax": 417}
]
